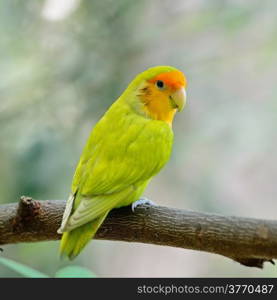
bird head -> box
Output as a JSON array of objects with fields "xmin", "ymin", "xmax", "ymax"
[{"xmin": 125, "ymin": 66, "xmax": 187, "ymax": 125}]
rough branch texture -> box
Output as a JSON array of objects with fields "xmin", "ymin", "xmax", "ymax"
[{"xmin": 0, "ymin": 196, "xmax": 276, "ymax": 269}]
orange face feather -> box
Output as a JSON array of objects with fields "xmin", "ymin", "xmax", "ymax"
[
  {"xmin": 149, "ymin": 70, "xmax": 187, "ymax": 90},
  {"xmin": 139, "ymin": 70, "xmax": 187, "ymax": 125}
]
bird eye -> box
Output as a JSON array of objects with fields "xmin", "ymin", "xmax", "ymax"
[{"xmin": 156, "ymin": 80, "xmax": 164, "ymax": 89}]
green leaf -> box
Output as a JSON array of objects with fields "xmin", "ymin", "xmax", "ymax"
[
  {"xmin": 55, "ymin": 266, "xmax": 96, "ymax": 278},
  {"xmin": 0, "ymin": 257, "xmax": 49, "ymax": 278}
]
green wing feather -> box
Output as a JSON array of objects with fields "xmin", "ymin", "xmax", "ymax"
[{"xmin": 60, "ymin": 102, "xmax": 172, "ymax": 231}]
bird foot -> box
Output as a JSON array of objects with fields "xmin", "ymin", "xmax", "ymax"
[{"xmin": 131, "ymin": 197, "xmax": 156, "ymax": 212}]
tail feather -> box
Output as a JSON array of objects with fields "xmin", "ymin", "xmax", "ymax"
[{"xmin": 59, "ymin": 211, "xmax": 109, "ymax": 260}]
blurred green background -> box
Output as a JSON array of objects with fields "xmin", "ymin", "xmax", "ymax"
[{"xmin": 1, "ymin": 0, "xmax": 277, "ymax": 277}]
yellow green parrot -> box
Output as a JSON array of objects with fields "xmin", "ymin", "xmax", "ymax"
[{"xmin": 58, "ymin": 65, "xmax": 187, "ymax": 259}]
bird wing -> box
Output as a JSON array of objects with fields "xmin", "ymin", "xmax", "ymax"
[{"xmin": 60, "ymin": 102, "xmax": 173, "ymax": 232}]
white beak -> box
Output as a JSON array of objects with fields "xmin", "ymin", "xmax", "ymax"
[{"xmin": 171, "ymin": 87, "xmax": 186, "ymax": 112}]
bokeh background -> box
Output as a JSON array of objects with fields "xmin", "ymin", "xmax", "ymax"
[{"xmin": 1, "ymin": 0, "xmax": 277, "ymax": 277}]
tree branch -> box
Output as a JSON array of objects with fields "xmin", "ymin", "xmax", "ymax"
[{"xmin": 0, "ymin": 196, "xmax": 276, "ymax": 269}]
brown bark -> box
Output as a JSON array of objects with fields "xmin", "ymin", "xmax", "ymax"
[{"xmin": 0, "ymin": 196, "xmax": 276, "ymax": 269}]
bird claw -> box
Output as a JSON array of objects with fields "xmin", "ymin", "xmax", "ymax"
[{"xmin": 131, "ymin": 197, "xmax": 156, "ymax": 212}]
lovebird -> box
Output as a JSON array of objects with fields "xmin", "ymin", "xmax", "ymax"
[{"xmin": 58, "ymin": 66, "xmax": 187, "ymax": 259}]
